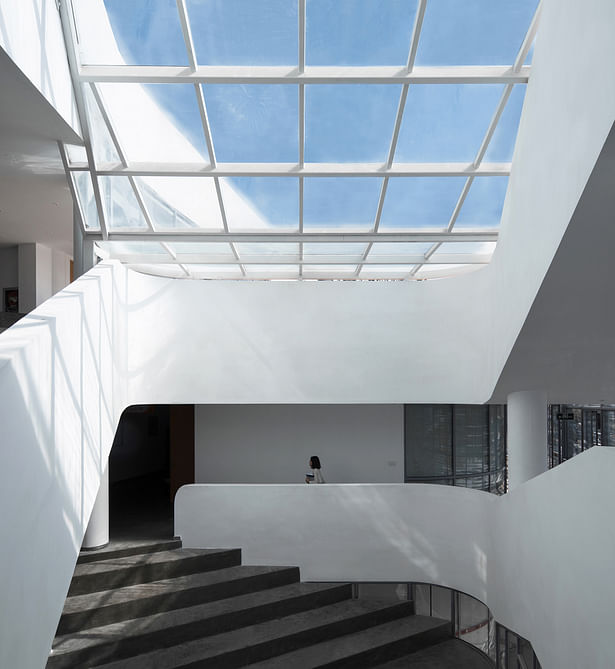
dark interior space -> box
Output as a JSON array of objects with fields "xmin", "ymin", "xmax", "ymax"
[{"xmin": 108, "ymin": 405, "xmax": 195, "ymax": 542}]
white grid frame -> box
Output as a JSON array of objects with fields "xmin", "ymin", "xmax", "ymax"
[{"xmin": 60, "ymin": 0, "xmax": 542, "ymax": 281}]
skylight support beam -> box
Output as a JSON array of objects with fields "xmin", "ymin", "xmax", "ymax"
[
  {"xmin": 79, "ymin": 64, "xmax": 531, "ymax": 85},
  {"xmin": 514, "ymin": 1, "xmax": 542, "ymax": 72},
  {"xmin": 58, "ymin": 142, "xmax": 86, "ymax": 235},
  {"xmin": 88, "ymin": 162, "xmax": 511, "ymax": 178},
  {"xmin": 86, "ymin": 231, "xmax": 497, "ymax": 244},
  {"xmin": 109, "ymin": 253, "xmax": 492, "ymax": 266},
  {"xmin": 176, "ymin": 0, "xmax": 198, "ymax": 73}
]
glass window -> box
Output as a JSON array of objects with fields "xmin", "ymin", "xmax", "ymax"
[
  {"xmin": 405, "ymin": 405, "xmax": 453, "ymax": 479},
  {"xmin": 303, "ymin": 178, "xmax": 381, "ymax": 231},
  {"xmin": 206, "ymin": 85, "xmax": 298, "ymax": 162},
  {"xmin": 306, "ymin": 0, "xmax": 417, "ymax": 66},
  {"xmin": 187, "ymin": 0, "xmax": 297, "ymax": 66},
  {"xmin": 305, "ymin": 85, "xmax": 401, "ymax": 163},
  {"xmin": 380, "ymin": 178, "xmax": 465, "ymax": 230},
  {"xmin": 395, "ymin": 85, "xmax": 504, "ymax": 163},
  {"xmin": 414, "ymin": 0, "xmax": 540, "ymax": 66}
]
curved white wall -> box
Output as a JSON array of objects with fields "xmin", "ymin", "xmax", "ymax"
[{"xmin": 176, "ymin": 447, "xmax": 615, "ymax": 669}]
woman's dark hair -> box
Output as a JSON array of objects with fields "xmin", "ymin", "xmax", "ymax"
[{"xmin": 309, "ymin": 456, "xmax": 321, "ymax": 469}]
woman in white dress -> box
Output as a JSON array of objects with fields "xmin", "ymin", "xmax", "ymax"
[{"xmin": 305, "ymin": 455, "xmax": 325, "ymax": 483}]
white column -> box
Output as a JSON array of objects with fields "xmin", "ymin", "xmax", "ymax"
[
  {"xmin": 82, "ymin": 465, "xmax": 109, "ymax": 549},
  {"xmin": 507, "ymin": 390, "xmax": 548, "ymax": 490},
  {"xmin": 76, "ymin": 208, "xmax": 109, "ymax": 549}
]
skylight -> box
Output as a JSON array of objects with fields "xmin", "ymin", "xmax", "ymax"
[{"xmin": 63, "ymin": 0, "xmax": 541, "ymax": 281}]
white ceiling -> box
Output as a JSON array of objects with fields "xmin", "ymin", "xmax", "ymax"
[{"xmin": 0, "ymin": 44, "xmax": 78, "ymax": 255}]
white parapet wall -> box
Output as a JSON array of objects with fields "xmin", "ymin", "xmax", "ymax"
[
  {"xmin": 0, "ymin": 261, "xmax": 127, "ymax": 669},
  {"xmin": 176, "ymin": 447, "xmax": 615, "ymax": 669}
]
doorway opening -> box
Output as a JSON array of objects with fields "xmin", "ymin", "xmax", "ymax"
[{"xmin": 109, "ymin": 405, "xmax": 195, "ymax": 542}]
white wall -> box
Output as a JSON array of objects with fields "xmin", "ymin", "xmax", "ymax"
[
  {"xmin": 0, "ymin": 0, "xmax": 80, "ymax": 137},
  {"xmin": 177, "ymin": 447, "xmax": 615, "ymax": 669},
  {"xmin": 0, "ymin": 261, "xmax": 126, "ymax": 669},
  {"xmin": 195, "ymin": 405, "xmax": 404, "ymax": 484},
  {"xmin": 17, "ymin": 242, "xmax": 71, "ymax": 313}
]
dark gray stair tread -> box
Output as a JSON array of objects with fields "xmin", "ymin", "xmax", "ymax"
[
  {"xmin": 78, "ymin": 539, "xmax": 182, "ymax": 564},
  {"xmin": 375, "ymin": 638, "xmax": 494, "ymax": 668},
  {"xmin": 73, "ymin": 548, "xmax": 231, "ymax": 577},
  {"xmin": 93, "ymin": 599, "xmax": 416, "ymax": 668},
  {"xmin": 62, "ymin": 565, "xmax": 299, "ymax": 616},
  {"xmin": 51, "ymin": 582, "xmax": 350, "ymax": 656},
  {"xmin": 245, "ymin": 615, "xmax": 451, "ymax": 668}
]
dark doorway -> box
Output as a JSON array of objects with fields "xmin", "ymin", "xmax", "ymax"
[{"xmin": 109, "ymin": 405, "xmax": 195, "ymax": 542}]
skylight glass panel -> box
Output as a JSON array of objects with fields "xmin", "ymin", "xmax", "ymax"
[
  {"xmin": 66, "ymin": 145, "xmax": 87, "ymax": 165},
  {"xmin": 138, "ymin": 177, "xmax": 223, "ymax": 230},
  {"xmin": 72, "ymin": 172, "xmax": 100, "ymax": 230},
  {"xmin": 379, "ymin": 177, "xmax": 465, "ymax": 229},
  {"xmin": 187, "ymin": 0, "xmax": 297, "ymax": 65},
  {"xmin": 306, "ymin": 0, "xmax": 417, "ymax": 65},
  {"xmin": 83, "ymin": 86, "xmax": 120, "ymax": 166},
  {"xmin": 455, "ymin": 177, "xmax": 508, "ymax": 228},
  {"xmin": 100, "ymin": 177, "xmax": 149, "ymax": 230},
  {"xmin": 303, "ymin": 265, "xmax": 358, "ymax": 277},
  {"xmin": 186, "ymin": 265, "xmax": 244, "ymax": 279},
  {"xmin": 414, "ymin": 0, "xmax": 539, "ymax": 66},
  {"xmin": 305, "ymin": 86, "xmax": 401, "ymax": 163},
  {"xmin": 435, "ymin": 242, "xmax": 497, "ymax": 256},
  {"xmin": 244, "ymin": 265, "xmax": 299, "ymax": 278},
  {"xmin": 368, "ymin": 242, "xmax": 432, "ymax": 258},
  {"xmin": 360, "ymin": 265, "xmax": 413, "ymax": 279},
  {"xmin": 206, "ymin": 85, "xmax": 298, "ymax": 162},
  {"xmin": 484, "ymin": 86, "xmax": 527, "ymax": 162},
  {"xmin": 303, "ymin": 243, "xmax": 367, "ymax": 260},
  {"xmin": 169, "ymin": 243, "xmax": 236, "ymax": 259},
  {"xmin": 221, "ymin": 178, "xmax": 299, "ymax": 231},
  {"xmin": 97, "ymin": 241, "xmax": 168, "ymax": 256},
  {"xmin": 235, "ymin": 243, "xmax": 299, "ymax": 259},
  {"xmin": 98, "ymin": 84, "xmax": 209, "ymax": 164},
  {"xmin": 75, "ymin": 0, "xmax": 188, "ymax": 66},
  {"xmin": 303, "ymin": 178, "xmax": 381, "ymax": 230},
  {"xmin": 395, "ymin": 85, "xmax": 504, "ymax": 162}
]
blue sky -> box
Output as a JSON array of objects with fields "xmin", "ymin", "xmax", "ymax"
[{"xmin": 99, "ymin": 0, "xmax": 538, "ymax": 231}]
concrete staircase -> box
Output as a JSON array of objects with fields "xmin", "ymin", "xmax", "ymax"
[{"xmin": 47, "ymin": 541, "xmax": 471, "ymax": 668}]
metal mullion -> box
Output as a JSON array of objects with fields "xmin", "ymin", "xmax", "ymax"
[
  {"xmin": 473, "ymin": 86, "xmax": 513, "ymax": 168},
  {"xmin": 513, "ymin": 1, "xmax": 542, "ymax": 73},
  {"xmin": 176, "ymin": 0, "xmax": 198, "ymax": 73},
  {"xmin": 59, "ymin": 0, "xmax": 108, "ymax": 240},
  {"xmin": 91, "ymin": 162, "xmax": 511, "ymax": 178},
  {"xmin": 213, "ymin": 177, "xmax": 245, "ymax": 275},
  {"xmin": 161, "ymin": 242, "xmax": 190, "ymax": 276},
  {"xmin": 80, "ymin": 64, "xmax": 531, "ymax": 85},
  {"xmin": 88, "ymin": 230, "xmax": 498, "ymax": 243},
  {"xmin": 58, "ymin": 142, "xmax": 86, "ymax": 235},
  {"xmin": 407, "ymin": 0, "xmax": 428, "ymax": 72}
]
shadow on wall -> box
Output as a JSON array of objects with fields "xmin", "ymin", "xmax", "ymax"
[{"xmin": 0, "ymin": 263, "xmax": 126, "ymax": 669}]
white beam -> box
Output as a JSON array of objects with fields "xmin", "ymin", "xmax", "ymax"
[
  {"xmin": 87, "ymin": 161, "xmax": 511, "ymax": 178},
  {"xmin": 88, "ymin": 230, "xmax": 498, "ymax": 243},
  {"xmin": 79, "ymin": 64, "xmax": 531, "ymax": 85},
  {"xmin": 407, "ymin": 0, "xmax": 428, "ymax": 71},
  {"xmin": 109, "ymin": 253, "xmax": 492, "ymax": 266},
  {"xmin": 176, "ymin": 0, "xmax": 198, "ymax": 73}
]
